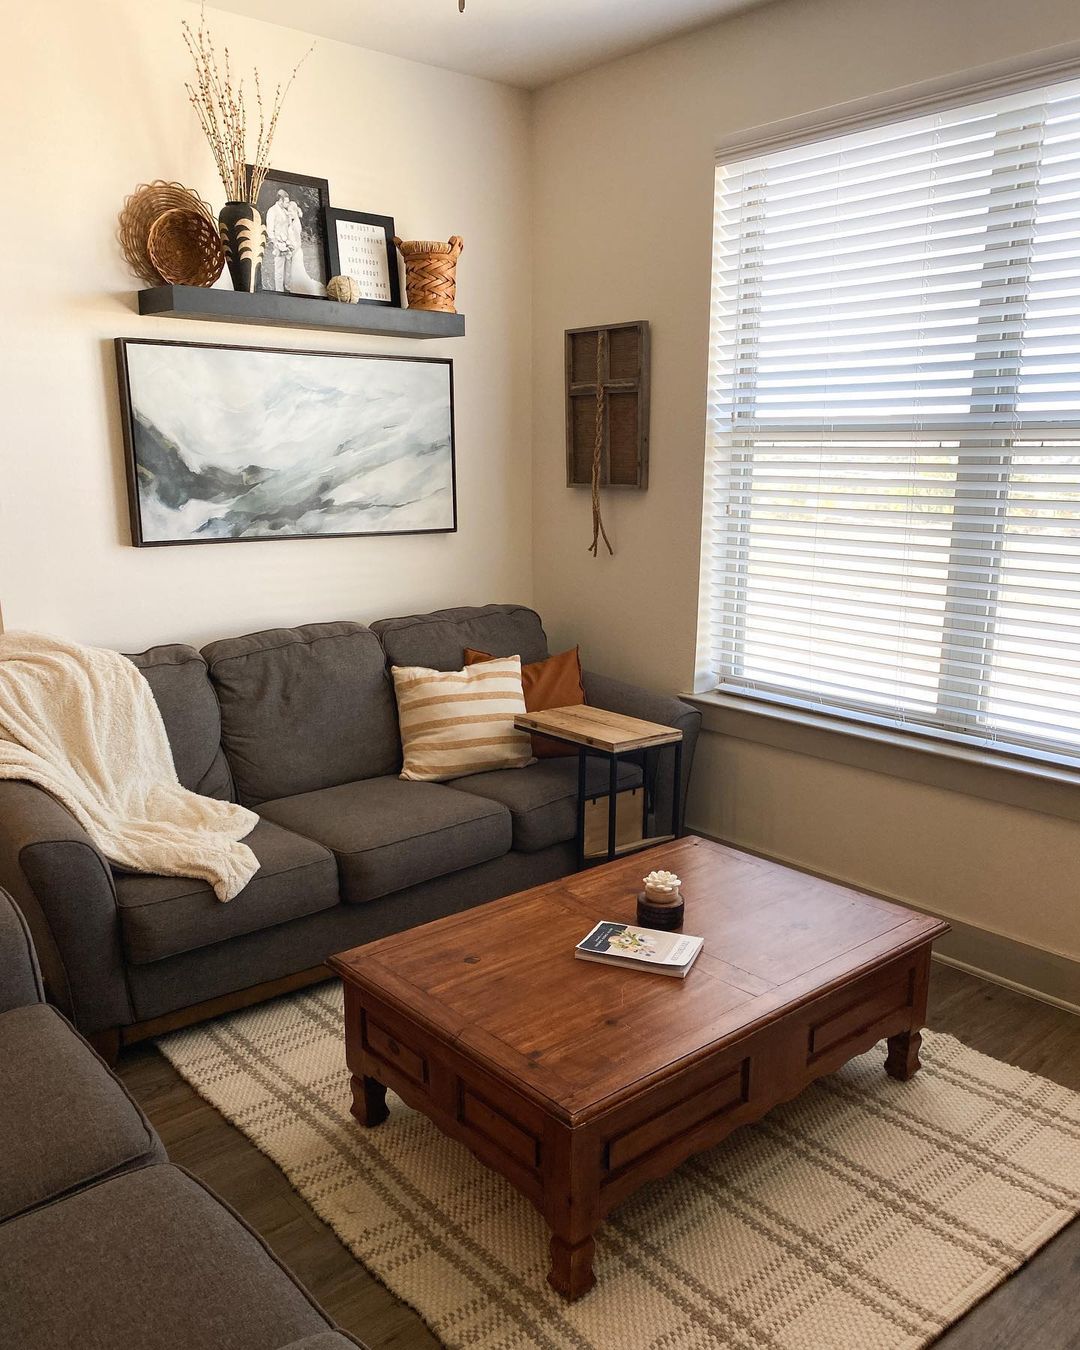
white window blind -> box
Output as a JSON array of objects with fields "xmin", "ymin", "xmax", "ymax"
[{"xmin": 703, "ymin": 76, "xmax": 1080, "ymax": 768}]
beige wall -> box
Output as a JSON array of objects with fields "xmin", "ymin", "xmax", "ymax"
[
  {"xmin": 1, "ymin": 0, "xmax": 532, "ymax": 650},
  {"xmin": 531, "ymin": 0, "xmax": 1080, "ymax": 969}
]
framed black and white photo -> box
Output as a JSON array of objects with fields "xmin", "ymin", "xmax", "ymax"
[
  {"xmin": 325, "ymin": 208, "xmax": 400, "ymax": 307},
  {"xmin": 249, "ymin": 167, "xmax": 331, "ymax": 298},
  {"xmin": 115, "ymin": 338, "xmax": 456, "ymax": 545}
]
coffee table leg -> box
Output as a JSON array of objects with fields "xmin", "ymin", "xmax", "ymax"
[
  {"xmin": 885, "ymin": 1029, "xmax": 923, "ymax": 1081},
  {"xmin": 350, "ymin": 1074, "xmax": 389, "ymax": 1126},
  {"xmin": 548, "ymin": 1233, "xmax": 596, "ymax": 1301}
]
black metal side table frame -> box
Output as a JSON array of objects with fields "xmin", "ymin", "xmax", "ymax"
[{"xmin": 573, "ymin": 738, "xmax": 683, "ymax": 870}]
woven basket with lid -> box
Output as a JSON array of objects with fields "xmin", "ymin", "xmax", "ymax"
[{"xmin": 394, "ymin": 236, "xmax": 463, "ymax": 313}]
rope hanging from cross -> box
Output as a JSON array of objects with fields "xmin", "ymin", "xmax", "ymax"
[{"xmin": 589, "ymin": 329, "xmax": 614, "ymax": 557}]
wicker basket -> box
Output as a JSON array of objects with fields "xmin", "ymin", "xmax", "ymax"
[
  {"xmin": 148, "ymin": 208, "xmax": 225, "ymax": 287},
  {"xmin": 117, "ymin": 181, "xmax": 217, "ymax": 286},
  {"xmin": 394, "ymin": 236, "xmax": 463, "ymax": 313}
]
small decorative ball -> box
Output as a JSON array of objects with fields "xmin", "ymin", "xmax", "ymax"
[{"xmin": 326, "ymin": 275, "xmax": 361, "ymax": 303}]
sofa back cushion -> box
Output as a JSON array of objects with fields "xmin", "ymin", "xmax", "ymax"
[
  {"xmin": 202, "ymin": 622, "xmax": 399, "ymax": 806},
  {"xmin": 125, "ymin": 645, "xmax": 234, "ymax": 801},
  {"xmin": 372, "ymin": 604, "xmax": 549, "ymax": 672}
]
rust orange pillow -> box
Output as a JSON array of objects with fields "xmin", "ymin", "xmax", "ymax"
[{"xmin": 464, "ymin": 646, "xmax": 586, "ymax": 759}]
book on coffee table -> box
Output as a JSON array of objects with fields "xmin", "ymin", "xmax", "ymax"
[{"xmin": 575, "ymin": 922, "xmax": 704, "ymax": 977}]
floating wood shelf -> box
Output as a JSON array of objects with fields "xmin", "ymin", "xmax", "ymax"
[{"xmin": 137, "ymin": 285, "xmax": 465, "ymax": 339}]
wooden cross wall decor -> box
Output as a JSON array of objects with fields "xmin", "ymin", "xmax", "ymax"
[{"xmin": 565, "ymin": 321, "xmax": 650, "ymax": 490}]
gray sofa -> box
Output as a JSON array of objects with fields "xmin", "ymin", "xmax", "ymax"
[
  {"xmin": 0, "ymin": 604, "xmax": 700, "ymax": 1057},
  {"xmin": 0, "ymin": 887, "xmax": 365, "ymax": 1350}
]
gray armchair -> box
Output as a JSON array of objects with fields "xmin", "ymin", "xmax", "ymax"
[
  {"xmin": 0, "ymin": 880, "xmax": 45, "ymax": 1012},
  {"xmin": 0, "ymin": 885, "xmax": 370, "ymax": 1350}
]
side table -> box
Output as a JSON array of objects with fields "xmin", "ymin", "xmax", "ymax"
[{"xmin": 514, "ymin": 706, "xmax": 684, "ymax": 869}]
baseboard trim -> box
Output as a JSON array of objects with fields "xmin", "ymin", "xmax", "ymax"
[
  {"xmin": 931, "ymin": 951, "xmax": 1080, "ymax": 1017},
  {"xmin": 687, "ymin": 824, "xmax": 1080, "ymax": 1017}
]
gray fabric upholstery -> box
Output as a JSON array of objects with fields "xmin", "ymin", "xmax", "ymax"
[
  {"xmin": 204, "ymin": 622, "xmax": 401, "ymax": 806},
  {"xmin": 278, "ymin": 1336, "xmax": 368, "ymax": 1350},
  {"xmin": 126, "ymin": 842, "xmax": 577, "ymax": 1020},
  {"xmin": 0, "ymin": 1164, "xmax": 337, "ymax": 1350},
  {"xmin": 0, "ymin": 779, "xmax": 132, "ymax": 1033},
  {"xmin": 0, "ymin": 603, "xmax": 701, "ymax": 1042},
  {"xmin": 114, "ymin": 820, "xmax": 340, "ymax": 965},
  {"xmin": 372, "ymin": 603, "xmax": 550, "ymax": 671},
  {"xmin": 451, "ymin": 758, "xmax": 642, "ymax": 853},
  {"xmin": 125, "ymin": 644, "xmax": 234, "ymax": 800},
  {"xmin": 0, "ymin": 1003, "xmax": 164, "ymax": 1222},
  {"xmin": 260, "ymin": 776, "xmax": 512, "ymax": 904},
  {"xmin": 0, "ymin": 887, "xmax": 44, "ymax": 1011},
  {"xmin": 583, "ymin": 670, "xmax": 702, "ymax": 833}
]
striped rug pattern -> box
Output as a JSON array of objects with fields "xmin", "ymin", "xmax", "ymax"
[{"xmin": 159, "ymin": 982, "xmax": 1080, "ymax": 1350}]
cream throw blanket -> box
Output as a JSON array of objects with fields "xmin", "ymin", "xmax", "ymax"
[{"xmin": 0, "ymin": 632, "xmax": 259, "ymax": 901}]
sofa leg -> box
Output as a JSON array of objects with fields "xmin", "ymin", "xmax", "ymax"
[{"xmin": 87, "ymin": 1026, "xmax": 122, "ymax": 1066}]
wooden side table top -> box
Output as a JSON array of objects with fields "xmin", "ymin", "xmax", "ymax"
[
  {"xmin": 330, "ymin": 836, "xmax": 947, "ymax": 1124},
  {"xmin": 514, "ymin": 704, "xmax": 683, "ymax": 754}
]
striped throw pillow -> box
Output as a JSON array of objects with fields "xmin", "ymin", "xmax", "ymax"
[{"xmin": 392, "ymin": 655, "xmax": 534, "ymax": 782}]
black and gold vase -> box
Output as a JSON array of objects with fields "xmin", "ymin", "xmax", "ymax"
[{"xmin": 218, "ymin": 202, "xmax": 265, "ymax": 293}]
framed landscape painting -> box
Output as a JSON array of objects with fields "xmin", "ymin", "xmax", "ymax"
[{"xmin": 115, "ymin": 338, "xmax": 456, "ymax": 545}]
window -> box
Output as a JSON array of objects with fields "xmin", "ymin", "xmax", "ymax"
[{"xmin": 702, "ymin": 77, "xmax": 1080, "ymax": 768}]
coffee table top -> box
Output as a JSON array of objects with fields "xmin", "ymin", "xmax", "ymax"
[
  {"xmin": 330, "ymin": 837, "xmax": 947, "ymax": 1123},
  {"xmin": 514, "ymin": 705, "xmax": 682, "ymax": 753}
]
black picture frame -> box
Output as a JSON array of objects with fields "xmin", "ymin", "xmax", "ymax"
[
  {"xmin": 115, "ymin": 337, "xmax": 457, "ymax": 547},
  {"xmin": 248, "ymin": 167, "xmax": 332, "ymax": 299},
  {"xmin": 324, "ymin": 208, "xmax": 401, "ymax": 308}
]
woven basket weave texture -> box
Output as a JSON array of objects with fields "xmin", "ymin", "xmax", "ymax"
[
  {"xmin": 148, "ymin": 208, "xmax": 225, "ymax": 287},
  {"xmin": 117, "ymin": 181, "xmax": 217, "ymax": 286},
  {"xmin": 395, "ymin": 235, "xmax": 464, "ymax": 313}
]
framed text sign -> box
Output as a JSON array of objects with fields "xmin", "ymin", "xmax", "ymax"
[{"xmin": 325, "ymin": 208, "xmax": 401, "ymax": 307}]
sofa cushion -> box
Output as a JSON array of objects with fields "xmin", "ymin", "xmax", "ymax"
[
  {"xmin": 114, "ymin": 819, "xmax": 340, "ymax": 964},
  {"xmin": 450, "ymin": 757, "xmax": 642, "ymax": 853},
  {"xmin": 0, "ymin": 1164, "xmax": 336, "ymax": 1350},
  {"xmin": 125, "ymin": 644, "xmax": 234, "ymax": 800},
  {"xmin": 203, "ymin": 622, "xmax": 400, "ymax": 806},
  {"xmin": 259, "ymin": 776, "xmax": 512, "ymax": 904},
  {"xmin": 0, "ymin": 1004, "xmax": 164, "ymax": 1222},
  {"xmin": 372, "ymin": 603, "xmax": 549, "ymax": 671}
]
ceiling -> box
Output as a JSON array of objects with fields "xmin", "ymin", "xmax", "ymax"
[{"xmin": 211, "ymin": 0, "xmax": 774, "ymax": 90}]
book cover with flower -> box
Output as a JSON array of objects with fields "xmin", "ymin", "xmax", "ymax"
[{"xmin": 576, "ymin": 922, "xmax": 703, "ymax": 971}]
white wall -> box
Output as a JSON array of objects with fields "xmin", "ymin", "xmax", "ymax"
[
  {"xmin": 531, "ymin": 0, "xmax": 1080, "ymax": 969},
  {"xmin": 1, "ymin": 0, "xmax": 532, "ymax": 650}
]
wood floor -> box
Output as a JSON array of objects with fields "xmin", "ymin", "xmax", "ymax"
[{"xmin": 117, "ymin": 962, "xmax": 1080, "ymax": 1350}]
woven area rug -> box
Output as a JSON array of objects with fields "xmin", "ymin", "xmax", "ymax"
[{"xmin": 158, "ymin": 982, "xmax": 1080, "ymax": 1350}]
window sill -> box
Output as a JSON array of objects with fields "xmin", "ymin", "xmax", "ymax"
[{"xmin": 683, "ymin": 690, "xmax": 1080, "ymax": 824}]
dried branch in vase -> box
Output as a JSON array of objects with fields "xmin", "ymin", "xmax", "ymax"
[{"xmin": 181, "ymin": 4, "xmax": 312, "ymax": 205}]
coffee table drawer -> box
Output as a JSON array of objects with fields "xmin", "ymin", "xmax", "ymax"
[
  {"xmin": 804, "ymin": 961, "xmax": 916, "ymax": 1067},
  {"xmin": 362, "ymin": 1010, "xmax": 430, "ymax": 1090},
  {"xmin": 606, "ymin": 1059, "xmax": 749, "ymax": 1173}
]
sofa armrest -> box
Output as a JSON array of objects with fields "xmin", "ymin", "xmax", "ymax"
[
  {"xmin": 0, "ymin": 888, "xmax": 45, "ymax": 1011},
  {"xmin": 0, "ymin": 781, "xmax": 133, "ymax": 1034},
  {"xmin": 582, "ymin": 671, "xmax": 702, "ymax": 832}
]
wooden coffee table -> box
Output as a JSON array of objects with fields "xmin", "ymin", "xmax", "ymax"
[{"xmin": 329, "ymin": 836, "xmax": 948, "ymax": 1301}]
